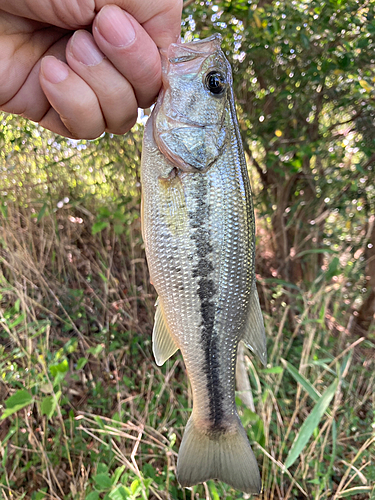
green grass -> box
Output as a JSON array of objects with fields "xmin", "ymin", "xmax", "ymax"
[
  {"xmin": 1, "ymin": 197, "xmax": 374, "ymax": 500},
  {"xmin": 0, "ymin": 114, "xmax": 374, "ymax": 500}
]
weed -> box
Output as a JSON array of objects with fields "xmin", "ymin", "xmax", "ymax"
[{"xmin": 0, "ymin": 116, "xmax": 374, "ymax": 500}]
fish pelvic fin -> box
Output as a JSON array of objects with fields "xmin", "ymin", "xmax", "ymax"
[
  {"xmin": 242, "ymin": 283, "xmax": 267, "ymax": 366},
  {"xmin": 177, "ymin": 415, "xmax": 261, "ymax": 494},
  {"xmin": 152, "ymin": 298, "xmax": 179, "ymax": 366}
]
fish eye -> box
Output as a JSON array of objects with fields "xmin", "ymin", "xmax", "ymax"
[{"xmin": 205, "ymin": 71, "xmax": 226, "ymax": 95}]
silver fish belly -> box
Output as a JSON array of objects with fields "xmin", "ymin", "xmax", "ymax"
[{"xmin": 141, "ymin": 34, "xmax": 266, "ymax": 494}]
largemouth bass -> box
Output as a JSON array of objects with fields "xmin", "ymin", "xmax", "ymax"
[{"xmin": 141, "ymin": 34, "xmax": 267, "ymax": 494}]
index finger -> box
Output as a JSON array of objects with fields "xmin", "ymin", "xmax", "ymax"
[
  {"xmin": 96, "ymin": 0, "xmax": 182, "ymax": 48},
  {"xmin": 0, "ymin": 0, "xmax": 182, "ymax": 47}
]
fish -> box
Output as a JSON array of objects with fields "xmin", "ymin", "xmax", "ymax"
[{"xmin": 140, "ymin": 34, "xmax": 267, "ymax": 494}]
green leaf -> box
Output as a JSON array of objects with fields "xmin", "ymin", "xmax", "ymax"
[
  {"xmin": 254, "ymin": 419, "xmax": 265, "ymax": 447},
  {"xmin": 109, "ymin": 485, "xmax": 130, "ymax": 500},
  {"xmin": 295, "ymin": 248, "xmax": 338, "ymax": 258},
  {"xmin": 207, "ymin": 481, "xmax": 220, "ymax": 500},
  {"xmin": 97, "ymin": 463, "xmax": 109, "ymax": 474},
  {"xmin": 301, "ymin": 33, "xmax": 310, "ymax": 48},
  {"xmin": 260, "ymin": 366, "xmax": 283, "ymax": 374},
  {"xmin": 325, "ymin": 256, "xmax": 340, "ymax": 280},
  {"xmin": 8, "ymin": 313, "xmax": 25, "ymax": 329},
  {"xmin": 37, "ymin": 202, "xmax": 48, "ymax": 223},
  {"xmin": 285, "ymin": 378, "xmax": 339, "ymax": 468},
  {"xmin": 92, "ymin": 221, "xmax": 109, "ymax": 235},
  {"xmin": 76, "ymin": 357, "xmax": 88, "ymax": 370},
  {"xmin": 93, "ymin": 474, "xmax": 112, "ymax": 490},
  {"xmin": 130, "ymin": 479, "xmax": 141, "ymax": 494},
  {"xmin": 282, "ymin": 359, "xmax": 321, "ymax": 403},
  {"xmin": 142, "ymin": 463, "xmax": 156, "ymax": 480},
  {"xmin": 33, "ymin": 489, "xmax": 48, "ymax": 500},
  {"xmin": 308, "ymin": 478, "xmax": 320, "ymax": 484},
  {"xmin": 114, "ymin": 223, "xmax": 125, "ymax": 235},
  {"xmin": 98, "ymin": 207, "xmax": 111, "ymax": 218},
  {"xmin": 99, "ymin": 273, "xmax": 108, "ymax": 282},
  {"xmin": 94, "ymin": 416, "xmax": 105, "ymax": 429},
  {"xmin": 34, "ymin": 491, "xmax": 47, "ymax": 500},
  {"xmin": 50, "ymin": 359, "xmax": 69, "ymax": 377},
  {"xmin": 323, "ymin": 419, "xmax": 337, "ymax": 484},
  {"xmin": 88, "ymin": 344, "xmax": 104, "ymax": 356},
  {"xmin": 0, "ymin": 202, "xmax": 8, "ymax": 219},
  {"xmin": 241, "ymin": 408, "xmax": 259, "ymax": 428},
  {"xmin": 85, "ymin": 492, "xmax": 99, "ymax": 500},
  {"xmin": 65, "ymin": 339, "xmax": 78, "ymax": 354},
  {"xmin": 111, "ymin": 465, "xmax": 126, "ymax": 486},
  {"xmin": 41, "ymin": 391, "xmax": 61, "ymax": 419},
  {"xmin": 1, "ymin": 390, "xmax": 33, "ymax": 419},
  {"xmin": 169, "ymin": 432, "xmax": 176, "ymax": 448}
]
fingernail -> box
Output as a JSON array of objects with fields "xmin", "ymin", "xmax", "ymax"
[
  {"xmin": 70, "ymin": 30, "xmax": 104, "ymax": 66},
  {"xmin": 41, "ymin": 56, "xmax": 69, "ymax": 84},
  {"xmin": 96, "ymin": 5, "xmax": 136, "ymax": 47}
]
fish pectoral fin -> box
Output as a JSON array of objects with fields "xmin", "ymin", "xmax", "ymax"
[
  {"xmin": 241, "ymin": 283, "xmax": 267, "ymax": 366},
  {"xmin": 152, "ymin": 299, "xmax": 179, "ymax": 366}
]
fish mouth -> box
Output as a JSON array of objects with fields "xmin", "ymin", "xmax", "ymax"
[
  {"xmin": 160, "ymin": 34, "xmax": 223, "ymax": 64},
  {"xmin": 165, "ymin": 113, "xmax": 222, "ymax": 130},
  {"xmin": 159, "ymin": 33, "xmax": 225, "ymax": 84}
]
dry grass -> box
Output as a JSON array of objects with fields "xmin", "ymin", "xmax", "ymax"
[
  {"xmin": 0, "ymin": 115, "xmax": 374, "ymax": 499},
  {"xmin": 0, "ymin": 198, "xmax": 374, "ymax": 500}
]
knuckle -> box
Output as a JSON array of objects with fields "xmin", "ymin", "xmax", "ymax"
[
  {"xmin": 123, "ymin": 112, "xmax": 138, "ymax": 132},
  {"xmin": 106, "ymin": 83, "xmax": 131, "ymax": 104},
  {"xmin": 51, "ymin": 0, "xmax": 94, "ymax": 28},
  {"xmin": 60, "ymin": 106, "xmax": 105, "ymax": 140},
  {"xmin": 133, "ymin": 57, "xmax": 161, "ymax": 108},
  {"xmin": 136, "ymin": 52, "xmax": 161, "ymax": 88},
  {"xmin": 137, "ymin": 91, "xmax": 158, "ymax": 110},
  {"xmin": 107, "ymin": 110, "xmax": 138, "ymax": 136},
  {"xmin": 66, "ymin": 125, "xmax": 104, "ymax": 140},
  {"xmin": 0, "ymin": 66, "xmax": 19, "ymax": 108}
]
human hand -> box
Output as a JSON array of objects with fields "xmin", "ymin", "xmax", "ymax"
[{"xmin": 0, "ymin": 0, "xmax": 182, "ymax": 139}]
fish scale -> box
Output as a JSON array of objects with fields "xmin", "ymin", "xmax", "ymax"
[{"xmin": 141, "ymin": 34, "xmax": 266, "ymax": 494}]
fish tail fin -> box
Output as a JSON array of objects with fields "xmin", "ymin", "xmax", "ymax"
[{"xmin": 177, "ymin": 415, "xmax": 261, "ymax": 494}]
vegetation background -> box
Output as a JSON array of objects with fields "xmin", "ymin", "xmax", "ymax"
[{"xmin": 1, "ymin": 0, "xmax": 374, "ymax": 499}]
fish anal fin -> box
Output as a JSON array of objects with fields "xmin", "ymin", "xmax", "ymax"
[
  {"xmin": 152, "ymin": 298, "xmax": 179, "ymax": 366},
  {"xmin": 242, "ymin": 283, "xmax": 267, "ymax": 366},
  {"xmin": 177, "ymin": 415, "xmax": 261, "ymax": 494}
]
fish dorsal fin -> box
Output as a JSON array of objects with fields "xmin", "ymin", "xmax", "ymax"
[
  {"xmin": 153, "ymin": 298, "xmax": 179, "ymax": 366},
  {"xmin": 241, "ymin": 283, "xmax": 267, "ymax": 366}
]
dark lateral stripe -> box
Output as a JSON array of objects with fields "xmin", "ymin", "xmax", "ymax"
[{"xmin": 189, "ymin": 177, "xmax": 225, "ymax": 429}]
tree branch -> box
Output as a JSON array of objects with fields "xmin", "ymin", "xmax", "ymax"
[
  {"xmin": 362, "ymin": 153, "xmax": 375, "ymax": 170},
  {"xmin": 243, "ymin": 141, "xmax": 268, "ymax": 188},
  {"xmin": 327, "ymin": 109, "xmax": 363, "ymax": 132}
]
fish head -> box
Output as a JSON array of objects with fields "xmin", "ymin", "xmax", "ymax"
[{"xmin": 154, "ymin": 34, "xmax": 232, "ymax": 174}]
